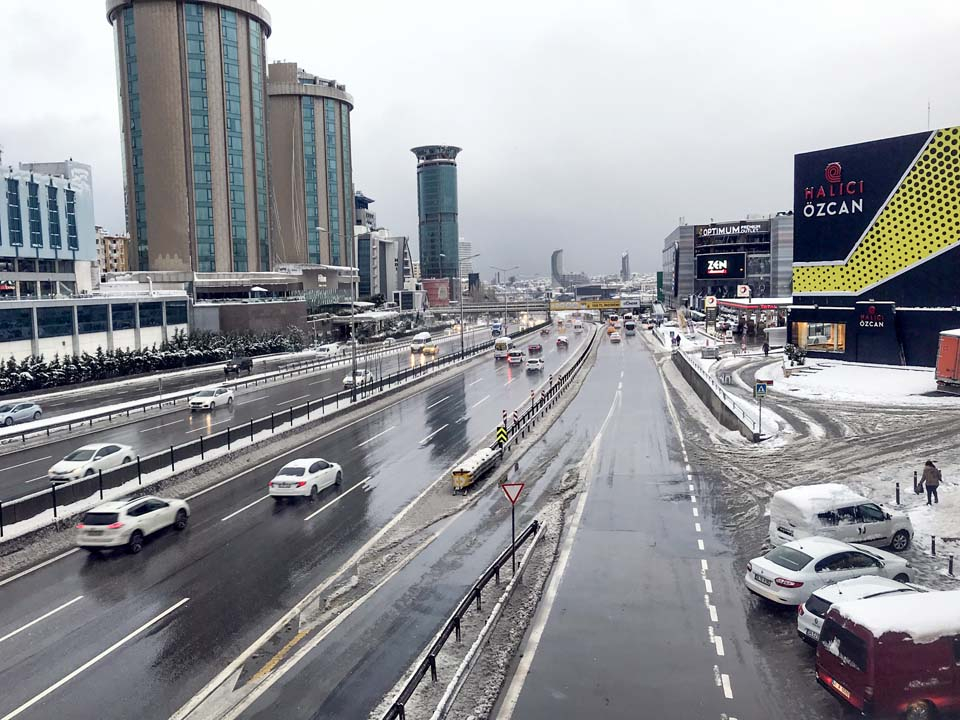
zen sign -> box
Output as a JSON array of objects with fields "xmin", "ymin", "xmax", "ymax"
[{"xmin": 696, "ymin": 252, "xmax": 746, "ymax": 280}]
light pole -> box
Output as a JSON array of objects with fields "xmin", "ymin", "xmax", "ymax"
[
  {"xmin": 442, "ymin": 251, "xmax": 481, "ymax": 357},
  {"xmin": 491, "ymin": 265, "xmax": 518, "ymax": 334},
  {"xmin": 318, "ymin": 225, "xmax": 359, "ymax": 401}
]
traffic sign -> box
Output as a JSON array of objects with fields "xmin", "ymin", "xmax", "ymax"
[
  {"xmin": 755, "ymin": 382, "xmax": 768, "ymax": 397},
  {"xmin": 501, "ymin": 482, "xmax": 524, "ymax": 505},
  {"xmin": 496, "ymin": 426, "xmax": 508, "ymax": 445}
]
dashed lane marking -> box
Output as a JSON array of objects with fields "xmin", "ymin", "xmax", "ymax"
[
  {"xmin": 468, "ymin": 378, "xmax": 483, "ymax": 386},
  {"xmin": 221, "ymin": 495, "xmax": 271, "ymax": 522},
  {"xmin": 0, "ymin": 595, "xmax": 83, "ymax": 645},
  {"xmin": 692, "ymin": 508, "xmax": 699, "ymax": 517},
  {"xmin": 704, "ymin": 578, "xmax": 713, "ymax": 594},
  {"xmin": 0, "ymin": 549, "xmax": 80, "ymax": 588},
  {"xmin": 690, "ymin": 494, "xmax": 697, "ymax": 503},
  {"xmin": 419, "ymin": 424, "xmax": 449, "ymax": 445},
  {"xmin": 303, "ymin": 479, "xmax": 370, "ymax": 522},
  {"xmin": 695, "ymin": 522, "xmax": 702, "ymax": 532},
  {"xmin": 689, "ymin": 483, "xmax": 694, "ymax": 492},
  {"xmin": 721, "ymin": 673, "xmax": 734, "ymax": 699},
  {"xmin": 715, "ymin": 635, "xmax": 725, "ymax": 656},
  {"xmin": 426, "ymin": 396, "xmax": 449, "ymax": 409},
  {"xmin": 186, "ymin": 418, "xmax": 232, "ymax": 434},
  {"xmin": 279, "ymin": 394, "xmax": 310, "ymax": 406},
  {"xmin": 308, "ymin": 378, "xmax": 329, "ymax": 386},
  {"xmin": 470, "ymin": 394, "xmax": 490, "ymax": 409},
  {"xmin": 139, "ymin": 418, "xmax": 182, "ymax": 433},
  {"xmin": 700, "ymin": 559, "xmax": 709, "ymax": 571},
  {"xmin": 0, "ymin": 456, "xmax": 52, "ymax": 472},
  {"xmin": 698, "ymin": 539, "xmax": 705, "ymax": 551},
  {"xmin": 357, "ymin": 426, "xmax": 395, "ymax": 447}
]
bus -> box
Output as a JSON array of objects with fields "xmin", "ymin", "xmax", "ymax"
[{"xmin": 494, "ymin": 336, "xmax": 514, "ymax": 359}]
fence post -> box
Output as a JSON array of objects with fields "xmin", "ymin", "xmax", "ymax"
[
  {"xmin": 429, "ymin": 655, "xmax": 437, "ymax": 682},
  {"xmin": 306, "ymin": 400, "xmax": 310, "ymax": 419},
  {"xmin": 271, "ymin": 412, "xmax": 275, "ymax": 433},
  {"xmin": 227, "ymin": 427, "xmax": 231, "ymax": 450},
  {"xmin": 249, "ymin": 419, "xmax": 254, "ymax": 441},
  {"xmin": 136, "ymin": 456, "xmax": 142, "ymax": 484},
  {"xmin": 321, "ymin": 396, "xmax": 324, "ymax": 415},
  {"xmin": 932, "ymin": 535, "xmax": 937, "ymax": 556},
  {"xmin": 51, "ymin": 483, "xmax": 58, "ymax": 519},
  {"xmin": 290, "ymin": 407, "xmax": 294, "ymax": 426},
  {"xmin": 200, "ymin": 435, "xmax": 205, "ymax": 460},
  {"xmin": 895, "ymin": 482, "xmax": 900, "ymax": 505},
  {"xmin": 98, "ymin": 469, "xmax": 104, "ymax": 500},
  {"xmin": 170, "ymin": 446, "xmax": 175, "ymax": 472}
]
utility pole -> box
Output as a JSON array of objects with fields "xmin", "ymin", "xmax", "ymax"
[{"xmin": 491, "ymin": 265, "xmax": 518, "ymax": 334}]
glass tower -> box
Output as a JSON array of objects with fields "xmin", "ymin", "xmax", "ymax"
[{"xmin": 412, "ymin": 146, "xmax": 461, "ymax": 279}]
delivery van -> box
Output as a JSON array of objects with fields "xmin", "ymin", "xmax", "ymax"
[
  {"xmin": 816, "ymin": 590, "xmax": 960, "ymax": 719},
  {"xmin": 769, "ymin": 483, "xmax": 913, "ymax": 551},
  {"xmin": 409, "ymin": 332, "xmax": 432, "ymax": 353}
]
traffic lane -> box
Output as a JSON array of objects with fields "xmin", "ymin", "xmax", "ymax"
[
  {"xmin": 236, "ymin": 335, "xmax": 606, "ymax": 719},
  {"xmin": 503, "ymin": 337, "xmax": 768, "ymax": 719},
  {"xmin": 0, "ymin": 331, "xmax": 499, "ymax": 500},
  {"xmin": 0, "ymin": 330, "xmax": 569, "ymax": 718}
]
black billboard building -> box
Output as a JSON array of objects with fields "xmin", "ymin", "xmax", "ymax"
[{"xmin": 788, "ymin": 126, "xmax": 960, "ymax": 366}]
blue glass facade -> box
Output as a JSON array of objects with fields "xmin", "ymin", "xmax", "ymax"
[
  {"xmin": 122, "ymin": 8, "xmax": 147, "ymax": 269},
  {"xmin": 248, "ymin": 19, "xmax": 270, "ymax": 271},
  {"xmin": 65, "ymin": 189, "xmax": 79, "ymax": 250},
  {"xmin": 221, "ymin": 8, "xmax": 247, "ymax": 272},
  {"xmin": 416, "ymin": 161, "xmax": 460, "ymax": 278},
  {"xmin": 324, "ymin": 98, "xmax": 340, "ymax": 265},
  {"xmin": 6, "ymin": 179, "xmax": 23, "ymax": 247},
  {"xmin": 47, "ymin": 184, "xmax": 61, "ymax": 249},
  {"xmin": 27, "ymin": 182, "xmax": 42, "ymax": 248},
  {"xmin": 302, "ymin": 98, "xmax": 321, "ymax": 264},
  {"xmin": 185, "ymin": 3, "xmax": 215, "ymax": 271},
  {"xmin": 340, "ymin": 104, "xmax": 353, "ymax": 267},
  {"xmin": 357, "ymin": 236, "xmax": 371, "ymax": 296}
]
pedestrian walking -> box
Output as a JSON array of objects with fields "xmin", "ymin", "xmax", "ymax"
[
  {"xmin": 921, "ymin": 460, "xmax": 941, "ymax": 505},
  {"xmin": 762, "ymin": 341, "xmax": 770, "ymax": 357}
]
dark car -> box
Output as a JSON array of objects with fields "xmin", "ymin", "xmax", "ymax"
[
  {"xmin": 528, "ymin": 343, "xmax": 543, "ymax": 354},
  {"xmin": 224, "ymin": 356, "xmax": 253, "ymax": 376}
]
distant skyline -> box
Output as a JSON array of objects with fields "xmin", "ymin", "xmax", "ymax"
[{"xmin": 2, "ymin": 1, "xmax": 959, "ymax": 276}]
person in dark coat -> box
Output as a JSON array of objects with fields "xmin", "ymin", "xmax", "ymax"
[
  {"xmin": 762, "ymin": 341, "xmax": 770, "ymax": 357},
  {"xmin": 921, "ymin": 460, "xmax": 941, "ymax": 505}
]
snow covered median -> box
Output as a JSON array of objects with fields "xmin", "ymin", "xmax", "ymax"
[{"xmin": 769, "ymin": 359, "xmax": 951, "ymax": 405}]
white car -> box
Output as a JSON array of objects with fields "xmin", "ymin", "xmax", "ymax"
[
  {"xmin": 315, "ymin": 344, "xmax": 340, "ymax": 360},
  {"xmin": 189, "ymin": 386, "xmax": 234, "ymax": 410},
  {"xmin": 610, "ymin": 331, "xmax": 622, "ymax": 343},
  {"xmin": 48, "ymin": 443, "xmax": 135, "ymax": 483},
  {"xmin": 744, "ymin": 536, "xmax": 915, "ymax": 606},
  {"xmin": 268, "ymin": 458, "xmax": 342, "ymax": 501},
  {"xmin": 526, "ymin": 358, "xmax": 545, "ymax": 372},
  {"xmin": 507, "ymin": 349, "xmax": 525, "ymax": 365},
  {"xmin": 76, "ymin": 495, "xmax": 190, "ymax": 554},
  {"xmin": 797, "ymin": 576, "xmax": 922, "ymax": 645},
  {"xmin": 343, "ymin": 369, "xmax": 375, "ymax": 388},
  {"xmin": 0, "ymin": 402, "xmax": 42, "ymax": 426}
]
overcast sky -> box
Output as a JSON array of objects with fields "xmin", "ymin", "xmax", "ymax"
[{"xmin": 2, "ymin": 0, "xmax": 959, "ymax": 278}]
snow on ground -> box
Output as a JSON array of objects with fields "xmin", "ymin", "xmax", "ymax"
[{"xmin": 769, "ymin": 359, "xmax": 951, "ymax": 405}]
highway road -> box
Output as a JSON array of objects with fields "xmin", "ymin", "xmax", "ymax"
[
  {"xmin": 0, "ymin": 324, "xmax": 586, "ymax": 720},
  {"xmin": 0, "ymin": 325, "xmax": 500, "ymax": 502}
]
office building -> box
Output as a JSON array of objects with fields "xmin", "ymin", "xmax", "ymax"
[
  {"xmin": 268, "ymin": 62, "xmax": 355, "ymax": 267},
  {"xmin": 355, "ymin": 191, "xmax": 376, "ymax": 230},
  {"xmin": 620, "ymin": 251, "xmax": 630, "ymax": 281},
  {"xmin": 550, "ymin": 248, "xmax": 589, "ymax": 288},
  {"xmin": 96, "ymin": 226, "xmax": 130, "ymax": 274},
  {"xmin": 459, "ymin": 238, "xmax": 473, "ymax": 276},
  {"xmin": 412, "ymin": 145, "xmax": 460, "ymax": 279},
  {"xmin": 106, "ymin": 0, "xmax": 273, "ymax": 273}
]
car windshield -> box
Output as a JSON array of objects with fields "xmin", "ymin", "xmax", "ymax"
[
  {"xmin": 194, "ymin": 390, "xmax": 216, "ymax": 397},
  {"xmin": 819, "ymin": 621, "xmax": 867, "ymax": 673},
  {"xmin": 278, "ymin": 467, "xmax": 305, "ymax": 476},
  {"xmin": 804, "ymin": 594, "xmax": 833, "ymax": 618},
  {"xmin": 64, "ymin": 449, "xmax": 96, "ymax": 461},
  {"xmin": 765, "ymin": 546, "xmax": 813, "ymax": 572},
  {"xmin": 81, "ymin": 512, "xmax": 119, "ymax": 526},
  {"xmin": 0, "ymin": 405, "xmax": 12, "ymax": 413}
]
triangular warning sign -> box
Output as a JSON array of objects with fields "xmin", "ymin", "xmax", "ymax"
[{"xmin": 501, "ymin": 482, "xmax": 524, "ymax": 505}]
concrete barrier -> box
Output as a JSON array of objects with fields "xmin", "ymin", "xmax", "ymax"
[{"xmin": 672, "ymin": 350, "xmax": 759, "ymax": 442}]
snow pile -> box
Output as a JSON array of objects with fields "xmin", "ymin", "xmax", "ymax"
[
  {"xmin": 770, "ymin": 483, "xmax": 867, "ymax": 523},
  {"xmin": 772, "ymin": 360, "xmax": 949, "ymax": 405},
  {"xmin": 834, "ymin": 590, "xmax": 960, "ymax": 643}
]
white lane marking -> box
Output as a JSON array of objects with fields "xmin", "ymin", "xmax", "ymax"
[
  {"xmin": 504, "ymin": 377, "xmax": 517, "ymax": 387},
  {"xmin": 715, "ymin": 636, "xmax": 725, "ymax": 657},
  {"xmin": 701, "ymin": 559, "xmax": 709, "ymax": 571},
  {"xmin": 303, "ymin": 479, "xmax": 369, "ymax": 521},
  {"xmin": 470, "ymin": 394, "xmax": 490, "ymax": 409},
  {"xmin": 688, "ymin": 483, "xmax": 695, "ymax": 492},
  {"xmin": 721, "ymin": 673, "xmax": 733, "ymax": 699},
  {"xmin": 709, "ymin": 604, "xmax": 718, "ymax": 623},
  {"xmin": 185, "ymin": 418, "xmax": 232, "ymax": 434},
  {"xmin": 0, "ymin": 455, "xmax": 52, "ymax": 472},
  {"xmin": 0, "ymin": 598, "xmax": 189, "ymax": 720},
  {"xmin": 308, "ymin": 379, "xmax": 329, "ymax": 386},
  {"xmin": 714, "ymin": 664, "xmax": 722, "ymax": 687},
  {"xmin": 138, "ymin": 418, "xmax": 182, "ymax": 433},
  {"xmin": 690, "ymin": 494, "xmax": 697, "ymax": 503},
  {"xmin": 620, "ymin": 371, "xmax": 624, "ymax": 379},
  {"xmin": 698, "ymin": 539, "xmax": 705, "ymax": 551},
  {"xmin": 695, "ymin": 522, "xmax": 702, "ymax": 532},
  {"xmin": 357, "ymin": 425, "xmax": 395, "ymax": 447},
  {"xmin": 468, "ymin": 378, "xmax": 483, "ymax": 386},
  {"xmin": 419, "ymin": 424, "xmax": 449, "ymax": 445},
  {"xmin": 693, "ymin": 507, "xmax": 699, "ymax": 517},
  {"xmin": 24, "ymin": 475, "xmax": 50, "ymax": 484},
  {"xmin": 704, "ymin": 578, "xmax": 713, "ymax": 594},
  {"xmin": 426, "ymin": 396, "xmax": 449, "ymax": 409},
  {"xmin": 0, "ymin": 595, "xmax": 84, "ymax": 645},
  {"xmin": 617, "ymin": 381, "xmax": 622, "ymax": 390},
  {"xmin": 279, "ymin": 394, "xmax": 310, "ymax": 406},
  {"xmin": 220, "ymin": 494, "xmax": 271, "ymax": 522},
  {"xmin": 241, "ymin": 394, "xmax": 269, "ymax": 403},
  {"xmin": 685, "ymin": 464, "xmax": 692, "ymax": 473},
  {"xmin": 0, "ymin": 549, "xmax": 80, "ymax": 588}
]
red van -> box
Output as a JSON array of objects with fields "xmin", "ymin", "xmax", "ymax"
[{"xmin": 816, "ymin": 590, "xmax": 960, "ymax": 719}]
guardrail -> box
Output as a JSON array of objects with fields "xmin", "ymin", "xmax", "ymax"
[
  {"xmin": 381, "ymin": 518, "xmax": 541, "ymax": 720},
  {"xmin": 0, "ymin": 328, "xmax": 493, "ymax": 447},
  {"xmin": 0, "ymin": 322, "xmax": 551, "ymax": 536},
  {"xmin": 672, "ymin": 347, "xmax": 760, "ymax": 438}
]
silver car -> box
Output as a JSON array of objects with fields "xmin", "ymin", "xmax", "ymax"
[{"xmin": 0, "ymin": 402, "xmax": 42, "ymax": 426}]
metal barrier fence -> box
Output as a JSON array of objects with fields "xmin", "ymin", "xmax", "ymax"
[
  {"xmin": 673, "ymin": 347, "xmax": 758, "ymax": 432},
  {"xmin": 381, "ymin": 518, "xmax": 541, "ymax": 720},
  {"xmin": 0, "ymin": 322, "xmax": 551, "ymax": 536}
]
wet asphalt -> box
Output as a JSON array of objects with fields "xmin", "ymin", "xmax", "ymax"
[{"xmin": 0, "ymin": 325, "xmax": 586, "ymax": 720}]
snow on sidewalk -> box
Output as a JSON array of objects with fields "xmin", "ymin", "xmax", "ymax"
[{"xmin": 768, "ymin": 359, "xmax": 952, "ymax": 405}]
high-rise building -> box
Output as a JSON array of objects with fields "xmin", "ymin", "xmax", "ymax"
[
  {"xmin": 106, "ymin": 0, "xmax": 273, "ymax": 273},
  {"xmin": 354, "ymin": 191, "xmax": 376, "ymax": 230},
  {"xmin": 412, "ymin": 145, "xmax": 460, "ymax": 279},
  {"xmin": 458, "ymin": 238, "xmax": 473, "ymax": 276},
  {"xmin": 268, "ymin": 62, "xmax": 355, "ymax": 267},
  {"xmin": 620, "ymin": 251, "xmax": 630, "ymax": 281},
  {"xmin": 96, "ymin": 226, "xmax": 131, "ymax": 274}
]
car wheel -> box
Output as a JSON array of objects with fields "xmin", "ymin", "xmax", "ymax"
[
  {"xmin": 122, "ymin": 456, "xmax": 132, "ymax": 464},
  {"xmin": 273, "ymin": 496, "xmax": 284, "ymax": 504},
  {"xmin": 210, "ymin": 401, "xmax": 216, "ymax": 409},
  {"xmin": 85, "ymin": 469, "xmax": 94, "ymax": 477},
  {"xmin": 3, "ymin": 417, "xmax": 11, "ymax": 426},
  {"xmin": 891, "ymin": 530, "xmax": 910, "ymax": 552},
  {"xmin": 893, "ymin": 573, "xmax": 910, "ymax": 583},
  {"xmin": 174, "ymin": 509, "xmax": 188, "ymax": 530},
  {"xmin": 227, "ymin": 397, "xmax": 234, "ymax": 406},
  {"xmin": 33, "ymin": 411, "xmax": 41, "ymax": 421},
  {"xmin": 309, "ymin": 485, "xmax": 319, "ymax": 502},
  {"xmin": 905, "ymin": 701, "xmax": 936, "ymax": 720},
  {"xmin": 128, "ymin": 530, "xmax": 144, "ymax": 554},
  {"xmin": 335, "ymin": 471, "xmax": 342, "ymax": 487}
]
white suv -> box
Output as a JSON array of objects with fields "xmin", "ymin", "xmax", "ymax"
[{"xmin": 76, "ymin": 495, "xmax": 190, "ymax": 554}]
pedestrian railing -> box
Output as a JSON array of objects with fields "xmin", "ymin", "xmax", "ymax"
[{"xmin": 674, "ymin": 348, "xmax": 758, "ymax": 432}]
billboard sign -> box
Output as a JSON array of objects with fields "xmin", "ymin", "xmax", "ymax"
[
  {"xmin": 704, "ymin": 295, "xmax": 717, "ymax": 308},
  {"xmin": 694, "ymin": 222, "xmax": 769, "ymax": 239},
  {"xmin": 737, "ymin": 284, "xmax": 751, "ymax": 298},
  {"xmin": 696, "ymin": 252, "xmax": 746, "ymax": 280}
]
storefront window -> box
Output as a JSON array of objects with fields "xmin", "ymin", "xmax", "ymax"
[
  {"xmin": 165, "ymin": 301, "xmax": 188, "ymax": 325},
  {"xmin": 77, "ymin": 305, "xmax": 108, "ymax": 334},
  {"xmin": 139, "ymin": 302, "xmax": 163, "ymax": 327},
  {"xmin": 0, "ymin": 309, "xmax": 32, "ymax": 341},
  {"xmin": 112, "ymin": 303, "xmax": 135, "ymax": 330},
  {"xmin": 37, "ymin": 307, "xmax": 74, "ymax": 338},
  {"xmin": 792, "ymin": 321, "xmax": 846, "ymax": 353}
]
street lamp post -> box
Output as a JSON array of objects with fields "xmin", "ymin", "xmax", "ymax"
[
  {"xmin": 443, "ymin": 251, "xmax": 481, "ymax": 357},
  {"xmin": 318, "ymin": 225, "xmax": 359, "ymax": 401},
  {"xmin": 491, "ymin": 265, "xmax": 519, "ymax": 334}
]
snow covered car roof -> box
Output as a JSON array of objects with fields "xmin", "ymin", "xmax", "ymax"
[
  {"xmin": 770, "ymin": 483, "xmax": 868, "ymax": 518},
  {"xmin": 810, "ymin": 576, "xmax": 920, "ymax": 605},
  {"xmin": 832, "ymin": 590, "xmax": 960, "ymax": 643}
]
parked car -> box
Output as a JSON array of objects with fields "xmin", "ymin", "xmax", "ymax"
[
  {"xmin": 744, "ymin": 536, "xmax": 914, "ymax": 606},
  {"xmin": 314, "ymin": 343, "xmax": 341, "ymax": 360},
  {"xmin": 769, "ymin": 483, "xmax": 913, "ymax": 551},
  {"xmin": 48, "ymin": 443, "xmax": 136, "ymax": 483},
  {"xmin": 0, "ymin": 402, "xmax": 42, "ymax": 426},
  {"xmin": 343, "ymin": 369, "xmax": 375, "ymax": 388},
  {"xmin": 268, "ymin": 458, "xmax": 342, "ymax": 502},
  {"xmin": 610, "ymin": 331, "xmax": 622, "ymax": 343},
  {"xmin": 76, "ymin": 495, "xmax": 190, "ymax": 553},
  {"xmin": 816, "ymin": 590, "xmax": 960, "ymax": 719},
  {"xmin": 798, "ymin": 576, "xmax": 922, "ymax": 645},
  {"xmin": 189, "ymin": 386, "xmax": 235, "ymax": 411},
  {"xmin": 526, "ymin": 358, "xmax": 545, "ymax": 372},
  {"xmin": 556, "ymin": 335, "xmax": 569, "ymax": 347},
  {"xmin": 507, "ymin": 349, "xmax": 525, "ymax": 365},
  {"xmin": 224, "ymin": 356, "xmax": 253, "ymax": 376},
  {"xmin": 422, "ymin": 343, "xmax": 441, "ymax": 355}
]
